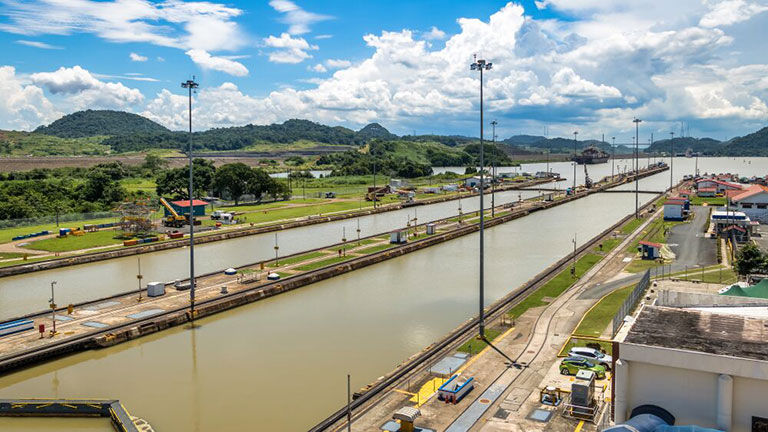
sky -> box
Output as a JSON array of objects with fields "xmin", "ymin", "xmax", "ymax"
[{"xmin": 1, "ymin": 0, "xmax": 767, "ymax": 142}]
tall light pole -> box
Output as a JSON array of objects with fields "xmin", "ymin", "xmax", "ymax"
[
  {"xmin": 611, "ymin": 137, "xmax": 616, "ymax": 180},
  {"xmin": 491, "ymin": 120, "xmax": 498, "ymax": 218},
  {"xmin": 572, "ymin": 131, "xmax": 578, "ymax": 191},
  {"xmin": 471, "ymin": 55, "xmax": 492, "ymax": 338},
  {"xmin": 372, "ymin": 151, "xmax": 377, "ymax": 209},
  {"xmin": 49, "ymin": 280, "xmax": 57, "ymax": 336},
  {"xmin": 182, "ymin": 77, "xmax": 198, "ymax": 323},
  {"xmin": 669, "ymin": 131, "xmax": 675, "ymax": 191},
  {"xmin": 633, "ymin": 118, "xmax": 641, "ymax": 218}
]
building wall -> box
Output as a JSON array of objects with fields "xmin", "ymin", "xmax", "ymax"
[
  {"xmin": 736, "ymin": 194, "xmax": 768, "ymax": 223},
  {"xmin": 664, "ymin": 204, "xmax": 683, "ymax": 220},
  {"xmin": 732, "ymin": 376, "xmax": 768, "ymax": 431},
  {"xmin": 626, "ymin": 361, "xmax": 719, "ymax": 429}
]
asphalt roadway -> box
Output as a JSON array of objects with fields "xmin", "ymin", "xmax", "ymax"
[{"xmin": 667, "ymin": 205, "xmax": 717, "ymax": 272}]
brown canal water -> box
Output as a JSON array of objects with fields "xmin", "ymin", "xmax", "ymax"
[
  {"xmin": 0, "ymin": 192, "xmax": 657, "ymax": 431},
  {"xmin": 0, "ymin": 188, "xmax": 545, "ymax": 320}
]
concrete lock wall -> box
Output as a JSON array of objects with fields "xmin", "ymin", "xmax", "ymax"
[
  {"xmin": 657, "ymin": 290, "xmax": 768, "ymax": 308},
  {"xmin": 626, "ymin": 361, "xmax": 720, "ymax": 429}
]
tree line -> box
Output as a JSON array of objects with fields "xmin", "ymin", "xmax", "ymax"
[{"xmin": 0, "ymin": 156, "xmax": 289, "ymax": 220}]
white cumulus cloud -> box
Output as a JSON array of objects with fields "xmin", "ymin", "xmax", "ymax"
[
  {"xmin": 268, "ymin": 0, "xmax": 332, "ymax": 35},
  {"xmin": 185, "ymin": 49, "xmax": 249, "ymax": 76},
  {"xmin": 30, "ymin": 65, "xmax": 144, "ymax": 109},
  {"xmin": 129, "ymin": 52, "xmax": 148, "ymax": 62},
  {"xmin": 263, "ymin": 33, "xmax": 318, "ymax": 64}
]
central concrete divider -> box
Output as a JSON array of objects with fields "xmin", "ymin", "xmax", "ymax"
[
  {"xmin": 0, "ymin": 178, "xmax": 557, "ymax": 278},
  {"xmin": 0, "ymin": 166, "xmax": 667, "ymax": 375}
]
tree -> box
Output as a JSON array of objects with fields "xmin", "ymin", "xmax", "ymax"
[
  {"xmin": 79, "ymin": 169, "xmax": 127, "ymax": 205},
  {"xmin": 142, "ymin": 153, "xmax": 168, "ymax": 171},
  {"xmin": 734, "ymin": 243, "xmax": 767, "ymax": 276},
  {"xmin": 213, "ymin": 163, "xmax": 254, "ymax": 205},
  {"xmin": 155, "ymin": 159, "xmax": 214, "ymax": 199}
]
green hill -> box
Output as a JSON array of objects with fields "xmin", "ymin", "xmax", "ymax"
[
  {"xmin": 720, "ymin": 127, "xmax": 768, "ymax": 156},
  {"xmin": 35, "ymin": 110, "xmax": 170, "ymax": 138},
  {"xmin": 0, "ymin": 131, "xmax": 110, "ymax": 156},
  {"xmin": 646, "ymin": 137, "xmax": 723, "ymax": 155}
]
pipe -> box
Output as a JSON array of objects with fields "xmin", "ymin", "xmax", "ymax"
[
  {"xmin": 717, "ymin": 374, "xmax": 733, "ymax": 431},
  {"xmin": 614, "ymin": 359, "xmax": 629, "ymax": 424}
]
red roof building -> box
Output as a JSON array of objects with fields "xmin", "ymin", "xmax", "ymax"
[{"xmin": 170, "ymin": 199, "xmax": 209, "ymax": 207}]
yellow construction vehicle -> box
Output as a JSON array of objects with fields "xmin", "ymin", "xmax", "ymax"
[{"xmin": 159, "ymin": 197, "xmax": 187, "ymax": 228}]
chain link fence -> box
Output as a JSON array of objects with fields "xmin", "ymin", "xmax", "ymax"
[
  {"xmin": 611, "ymin": 270, "xmax": 650, "ymax": 337},
  {"xmin": 0, "ymin": 211, "xmax": 122, "ymax": 230}
]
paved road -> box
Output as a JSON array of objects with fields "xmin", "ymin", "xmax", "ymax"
[{"xmin": 667, "ymin": 205, "xmax": 717, "ymax": 272}]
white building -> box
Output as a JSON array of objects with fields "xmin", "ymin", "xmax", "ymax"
[
  {"xmin": 663, "ymin": 198, "xmax": 686, "ymax": 221},
  {"xmin": 730, "ymin": 184, "xmax": 768, "ymax": 224},
  {"xmin": 613, "ymin": 305, "xmax": 768, "ymax": 431},
  {"xmin": 696, "ymin": 179, "xmax": 743, "ymax": 194}
]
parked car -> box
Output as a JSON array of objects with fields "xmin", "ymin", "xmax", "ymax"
[
  {"xmin": 568, "ymin": 347, "xmax": 613, "ymax": 370},
  {"xmin": 559, "ymin": 357, "xmax": 606, "ymax": 379}
]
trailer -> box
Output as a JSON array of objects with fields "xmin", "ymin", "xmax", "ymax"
[{"xmin": 438, "ymin": 375, "xmax": 474, "ymax": 404}]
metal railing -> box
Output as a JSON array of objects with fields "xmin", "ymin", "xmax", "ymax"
[{"xmin": 611, "ymin": 270, "xmax": 650, "ymax": 336}]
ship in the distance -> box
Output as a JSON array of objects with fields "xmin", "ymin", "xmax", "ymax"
[{"xmin": 571, "ymin": 146, "xmax": 610, "ymax": 164}]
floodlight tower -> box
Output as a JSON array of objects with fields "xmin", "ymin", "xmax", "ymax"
[
  {"xmin": 470, "ymin": 55, "xmax": 492, "ymax": 338},
  {"xmin": 633, "ymin": 118, "xmax": 642, "ymax": 218},
  {"xmin": 182, "ymin": 77, "xmax": 199, "ymax": 323},
  {"xmin": 572, "ymin": 131, "xmax": 578, "ymax": 190}
]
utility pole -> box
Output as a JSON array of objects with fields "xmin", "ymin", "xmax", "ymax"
[
  {"xmin": 572, "ymin": 131, "xmax": 578, "ymax": 191},
  {"xmin": 372, "ymin": 154, "xmax": 377, "ymax": 209},
  {"xmin": 274, "ymin": 233, "xmax": 279, "ymax": 266},
  {"xmin": 182, "ymin": 77, "xmax": 199, "ymax": 323},
  {"xmin": 49, "ymin": 281, "xmax": 57, "ymax": 336},
  {"xmin": 669, "ymin": 131, "xmax": 675, "ymax": 191},
  {"xmin": 571, "ymin": 235, "xmax": 577, "ymax": 277},
  {"xmin": 633, "ymin": 118, "xmax": 642, "ymax": 218},
  {"xmin": 491, "ymin": 120, "xmax": 498, "ymax": 218},
  {"xmin": 471, "ymin": 55, "xmax": 492, "ymax": 338}
]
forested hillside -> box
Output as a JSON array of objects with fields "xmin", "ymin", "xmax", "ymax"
[{"xmin": 35, "ymin": 110, "xmax": 169, "ymax": 138}]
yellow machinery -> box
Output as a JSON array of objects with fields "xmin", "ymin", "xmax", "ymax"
[{"xmin": 159, "ymin": 197, "xmax": 187, "ymax": 228}]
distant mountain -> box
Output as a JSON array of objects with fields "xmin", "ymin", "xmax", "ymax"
[
  {"xmin": 646, "ymin": 137, "xmax": 723, "ymax": 155},
  {"xmin": 35, "ymin": 110, "xmax": 170, "ymax": 138},
  {"xmin": 357, "ymin": 123, "xmax": 395, "ymax": 140},
  {"xmin": 720, "ymin": 127, "xmax": 768, "ymax": 156},
  {"xmin": 503, "ymin": 134, "xmax": 546, "ymax": 145}
]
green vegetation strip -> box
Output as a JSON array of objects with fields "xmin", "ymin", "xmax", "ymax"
[
  {"xmin": 355, "ymin": 243, "xmax": 395, "ymax": 255},
  {"xmin": 25, "ymin": 230, "xmax": 126, "ymax": 252},
  {"xmin": 573, "ymin": 286, "xmax": 633, "ymax": 338},
  {"xmin": 508, "ymin": 253, "xmax": 602, "ymax": 319},
  {"xmin": 269, "ymin": 251, "xmax": 327, "ymax": 268},
  {"xmin": 294, "ymin": 255, "xmax": 357, "ymax": 271},
  {"xmin": 457, "ymin": 328, "xmax": 502, "ymax": 354}
]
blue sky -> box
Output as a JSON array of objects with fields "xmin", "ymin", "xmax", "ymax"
[{"xmin": 1, "ymin": 0, "xmax": 767, "ymax": 142}]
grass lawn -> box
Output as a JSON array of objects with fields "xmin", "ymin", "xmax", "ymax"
[
  {"xmin": 294, "ymin": 254, "xmax": 356, "ymax": 271},
  {"xmin": 0, "ymin": 216, "xmax": 121, "ymax": 244},
  {"xmin": 120, "ymin": 177, "xmax": 156, "ymax": 193},
  {"xmin": 268, "ymin": 251, "xmax": 327, "ymax": 268},
  {"xmin": 0, "ymin": 252, "xmax": 25, "ymax": 259},
  {"xmin": 595, "ymin": 237, "xmax": 622, "ymax": 254},
  {"xmin": 457, "ymin": 328, "xmax": 502, "ymax": 354},
  {"xmin": 677, "ymin": 267, "xmax": 738, "ymax": 284},
  {"xmin": 355, "ymin": 243, "xmax": 394, "ymax": 255},
  {"xmin": 619, "ymin": 217, "xmax": 644, "ymax": 235},
  {"xmin": 625, "ymin": 258, "xmax": 663, "ymax": 273},
  {"xmin": 573, "ymin": 286, "xmax": 633, "ymax": 338},
  {"xmin": 235, "ymin": 201, "xmax": 375, "ymax": 225},
  {"xmin": 219, "ymin": 198, "xmax": 323, "ymax": 213},
  {"xmin": 25, "ymin": 230, "xmax": 126, "ymax": 252},
  {"xmin": 689, "ymin": 196, "xmax": 726, "ymax": 206},
  {"xmin": 508, "ymin": 253, "xmax": 603, "ymax": 319},
  {"xmin": 559, "ymin": 337, "xmax": 613, "ymax": 357}
]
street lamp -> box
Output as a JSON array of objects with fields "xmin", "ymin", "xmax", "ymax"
[
  {"xmin": 181, "ymin": 77, "xmax": 199, "ymax": 323},
  {"xmin": 490, "ymin": 120, "xmax": 498, "ymax": 218},
  {"xmin": 470, "ymin": 55, "xmax": 492, "ymax": 338},
  {"xmin": 669, "ymin": 131, "xmax": 675, "ymax": 191},
  {"xmin": 49, "ymin": 280, "xmax": 57, "ymax": 336},
  {"xmin": 611, "ymin": 137, "xmax": 616, "ymax": 180},
  {"xmin": 572, "ymin": 131, "xmax": 578, "ymax": 191},
  {"xmin": 633, "ymin": 118, "xmax": 642, "ymax": 219}
]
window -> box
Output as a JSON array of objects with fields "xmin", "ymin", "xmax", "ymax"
[
  {"xmin": 758, "ymin": 203, "xmax": 767, "ymax": 209},
  {"xmin": 753, "ymin": 416, "xmax": 768, "ymax": 432},
  {"xmin": 742, "ymin": 203, "xmax": 754, "ymax": 209}
]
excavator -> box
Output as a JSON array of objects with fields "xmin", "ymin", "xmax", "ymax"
[{"xmin": 159, "ymin": 197, "xmax": 188, "ymax": 228}]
